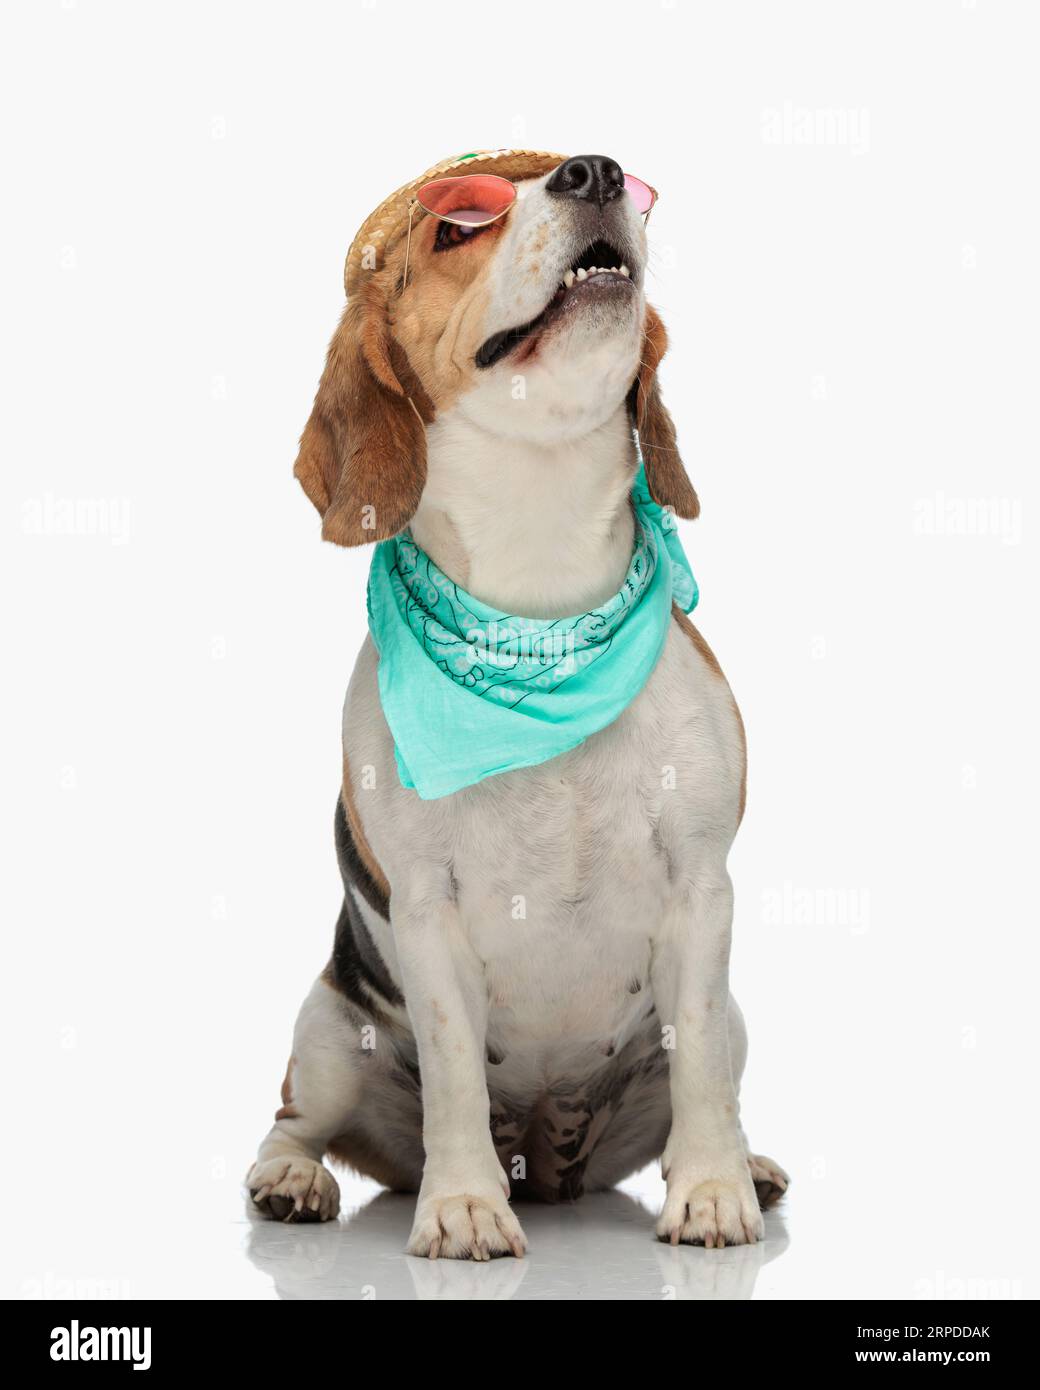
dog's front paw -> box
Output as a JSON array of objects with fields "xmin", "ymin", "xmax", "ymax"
[
  {"xmin": 657, "ymin": 1161, "xmax": 764, "ymax": 1248},
  {"xmin": 748, "ymin": 1152, "xmax": 789, "ymax": 1208},
  {"xmin": 407, "ymin": 1191, "xmax": 527, "ymax": 1261},
  {"xmin": 246, "ymin": 1156, "xmax": 340, "ymax": 1223}
]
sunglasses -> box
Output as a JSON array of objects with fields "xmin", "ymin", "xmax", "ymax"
[{"xmin": 402, "ymin": 170, "xmax": 658, "ymax": 288}]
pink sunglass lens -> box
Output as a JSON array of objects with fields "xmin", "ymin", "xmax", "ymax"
[
  {"xmin": 446, "ymin": 207, "xmax": 493, "ymax": 225},
  {"xmin": 623, "ymin": 173, "xmax": 655, "ymax": 214},
  {"xmin": 417, "ymin": 174, "xmax": 516, "ymax": 222}
]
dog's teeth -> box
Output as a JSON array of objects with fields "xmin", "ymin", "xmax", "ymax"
[{"xmin": 567, "ymin": 261, "xmax": 631, "ymax": 284}]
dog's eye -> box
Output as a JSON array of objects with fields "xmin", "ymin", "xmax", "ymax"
[{"xmin": 434, "ymin": 220, "xmax": 491, "ymax": 252}]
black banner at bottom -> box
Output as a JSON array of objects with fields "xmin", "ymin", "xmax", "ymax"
[{"xmin": 2, "ymin": 1298, "xmax": 1033, "ymax": 1376}]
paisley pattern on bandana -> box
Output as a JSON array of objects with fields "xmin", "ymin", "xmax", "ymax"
[
  {"xmin": 391, "ymin": 517, "xmax": 665, "ymax": 710},
  {"xmin": 367, "ymin": 462, "xmax": 698, "ymax": 800}
]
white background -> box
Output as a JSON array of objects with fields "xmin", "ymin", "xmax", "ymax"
[{"xmin": 2, "ymin": 0, "xmax": 1037, "ymax": 1301}]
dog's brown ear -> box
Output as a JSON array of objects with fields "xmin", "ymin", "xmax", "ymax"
[
  {"xmin": 294, "ymin": 280, "xmax": 429, "ymax": 546},
  {"xmin": 629, "ymin": 303, "xmax": 699, "ymax": 519}
]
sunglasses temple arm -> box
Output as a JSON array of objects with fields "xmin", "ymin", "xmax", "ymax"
[{"xmin": 402, "ymin": 200, "xmax": 417, "ymax": 291}]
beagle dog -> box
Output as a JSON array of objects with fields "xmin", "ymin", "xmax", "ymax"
[{"xmin": 247, "ymin": 152, "xmax": 788, "ymax": 1258}]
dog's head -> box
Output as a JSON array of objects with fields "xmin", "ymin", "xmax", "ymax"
[{"xmin": 294, "ymin": 151, "xmax": 698, "ymax": 546}]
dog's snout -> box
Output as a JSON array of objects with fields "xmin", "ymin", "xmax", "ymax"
[{"xmin": 546, "ymin": 155, "xmax": 625, "ymax": 208}]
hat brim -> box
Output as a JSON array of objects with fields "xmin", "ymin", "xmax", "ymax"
[{"xmin": 344, "ymin": 148, "xmax": 567, "ymax": 298}]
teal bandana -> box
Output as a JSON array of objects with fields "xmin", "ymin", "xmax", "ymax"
[{"xmin": 367, "ymin": 463, "xmax": 698, "ymax": 800}]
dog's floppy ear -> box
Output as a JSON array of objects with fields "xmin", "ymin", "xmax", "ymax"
[
  {"xmin": 629, "ymin": 303, "xmax": 699, "ymax": 519},
  {"xmin": 294, "ymin": 279, "xmax": 430, "ymax": 546}
]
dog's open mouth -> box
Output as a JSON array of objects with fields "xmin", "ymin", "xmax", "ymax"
[{"xmin": 475, "ymin": 238, "xmax": 637, "ymax": 369}]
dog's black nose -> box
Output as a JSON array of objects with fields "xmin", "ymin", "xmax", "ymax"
[{"xmin": 546, "ymin": 155, "xmax": 625, "ymax": 208}]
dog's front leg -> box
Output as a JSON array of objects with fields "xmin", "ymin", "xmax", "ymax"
[
  {"xmin": 393, "ymin": 894, "xmax": 527, "ymax": 1260},
  {"xmin": 651, "ymin": 868, "xmax": 764, "ymax": 1247}
]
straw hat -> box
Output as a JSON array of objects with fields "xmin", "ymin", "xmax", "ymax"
[{"xmin": 344, "ymin": 148, "xmax": 567, "ymax": 298}]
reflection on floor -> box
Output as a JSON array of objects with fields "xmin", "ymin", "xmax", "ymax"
[{"xmin": 242, "ymin": 1186, "xmax": 790, "ymax": 1301}]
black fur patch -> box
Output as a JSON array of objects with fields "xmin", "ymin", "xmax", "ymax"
[
  {"xmin": 326, "ymin": 797, "xmax": 404, "ymax": 1011},
  {"xmin": 334, "ymin": 796, "xmax": 390, "ymax": 919}
]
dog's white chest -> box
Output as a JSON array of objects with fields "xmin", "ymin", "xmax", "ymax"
[
  {"xmin": 454, "ymin": 743, "xmax": 671, "ymax": 1060},
  {"xmin": 346, "ymin": 622, "xmax": 744, "ymax": 1065}
]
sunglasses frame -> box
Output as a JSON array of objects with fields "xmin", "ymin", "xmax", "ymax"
[
  {"xmin": 625, "ymin": 174, "xmax": 659, "ymax": 222},
  {"xmin": 401, "ymin": 170, "xmax": 659, "ymax": 290}
]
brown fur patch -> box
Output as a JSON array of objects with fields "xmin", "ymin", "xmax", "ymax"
[
  {"xmin": 386, "ymin": 216, "xmax": 499, "ymax": 416},
  {"xmin": 632, "ymin": 305, "xmax": 699, "ymax": 519},
  {"xmin": 274, "ymin": 1055, "xmax": 299, "ymax": 1120},
  {"xmin": 672, "ymin": 605, "xmax": 747, "ymax": 825},
  {"xmin": 294, "ymin": 277, "xmax": 429, "ymax": 547},
  {"xmin": 280, "ymin": 1055, "xmax": 295, "ymax": 1106},
  {"xmin": 295, "ymin": 212, "xmax": 509, "ymax": 545},
  {"xmin": 671, "ymin": 603, "xmax": 723, "ymax": 677},
  {"xmin": 342, "ymin": 754, "xmax": 390, "ymax": 902}
]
